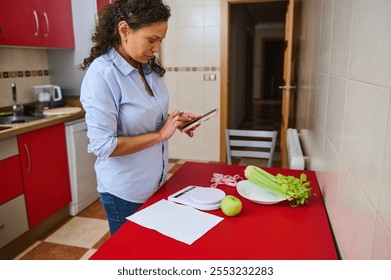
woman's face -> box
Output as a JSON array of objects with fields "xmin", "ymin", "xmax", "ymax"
[{"xmin": 120, "ymin": 21, "xmax": 168, "ymax": 64}]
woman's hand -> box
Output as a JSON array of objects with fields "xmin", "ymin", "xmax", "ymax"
[
  {"xmin": 158, "ymin": 110, "xmax": 185, "ymax": 141},
  {"xmin": 179, "ymin": 112, "xmax": 201, "ymax": 137},
  {"xmin": 158, "ymin": 110, "xmax": 201, "ymax": 141}
]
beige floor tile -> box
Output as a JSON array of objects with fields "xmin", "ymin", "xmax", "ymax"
[
  {"xmin": 80, "ymin": 249, "xmax": 98, "ymax": 260},
  {"xmin": 45, "ymin": 217, "xmax": 109, "ymax": 249},
  {"xmin": 14, "ymin": 241, "xmax": 41, "ymax": 260}
]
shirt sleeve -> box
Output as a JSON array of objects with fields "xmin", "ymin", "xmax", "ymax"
[{"xmin": 80, "ymin": 69, "xmax": 120, "ymax": 160}]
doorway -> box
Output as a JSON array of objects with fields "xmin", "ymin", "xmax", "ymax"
[
  {"xmin": 263, "ymin": 40, "xmax": 285, "ymax": 101},
  {"xmin": 221, "ymin": 0, "xmax": 287, "ymax": 164}
]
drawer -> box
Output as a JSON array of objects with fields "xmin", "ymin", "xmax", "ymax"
[
  {"xmin": 0, "ymin": 195, "xmax": 29, "ymax": 249},
  {"xmin": 0, "ymin": 155, "xmax": 24, "ymax": 205},
  {"xmin": 0, "ymin": 136, "xmax": 19, "ymax": 160}
]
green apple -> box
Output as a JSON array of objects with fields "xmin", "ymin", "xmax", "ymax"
[{"xmin": 221, "ymin": 195, "xmax": 242, "ymax": 216}]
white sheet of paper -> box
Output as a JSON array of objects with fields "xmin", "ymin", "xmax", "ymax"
[{"xmin": 127, "ymin": 199, "xmax": 224, "ymax": 245}]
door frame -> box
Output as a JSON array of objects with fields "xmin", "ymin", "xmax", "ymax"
[{"xmin": 220, "ymin": 0, "xmax": 288, "ymax": 162}]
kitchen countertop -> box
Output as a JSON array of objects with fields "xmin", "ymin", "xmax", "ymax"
[{"xmin": 0, "ymin": 108, "xmax": 85, "ymax": 140}]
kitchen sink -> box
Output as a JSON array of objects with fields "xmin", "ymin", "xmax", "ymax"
[{"xmin": 0, "ymin": 115, "xmax": 46, "ymax": 125}]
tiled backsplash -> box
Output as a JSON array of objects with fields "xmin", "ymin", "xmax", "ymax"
[
  {"xmin": 0, "ymin": 48, "xmax": 51, "ymax": 108},
  {"xmin": 0, "ymin": 69, "xmax": 49, "ymax": 79},
  {"xmin": 166, "ymin": 66, "xmax": 219, "ymax": 72}
]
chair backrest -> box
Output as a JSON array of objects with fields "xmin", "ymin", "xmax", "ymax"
[{"xmin": 225, "ymin": 129, "xmax": 278, "ymax": 167}]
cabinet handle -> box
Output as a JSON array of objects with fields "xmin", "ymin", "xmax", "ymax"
[
  {"xmin": 0, "ymin": 224, "xmax": 5, "ymax": 230},
  {"xmin": 33, "ymin": 10, "xmax": 39, "ymax": 37},
  {"xmin": 24, "ymin": 144, "xmax": 31, "ymax": 173},
  {"xmin": 43, "ymin": 12, "xmax": 49, "ymax": 37}
]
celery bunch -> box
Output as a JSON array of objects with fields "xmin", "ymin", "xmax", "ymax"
[{"xmin": 244, "ymin": 165, "xmax": 313, "ymax": 207}]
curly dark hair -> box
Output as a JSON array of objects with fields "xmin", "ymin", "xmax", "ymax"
[{"xmin": 81, "ymin": 0, "xmax": 171, "ymax": 76}]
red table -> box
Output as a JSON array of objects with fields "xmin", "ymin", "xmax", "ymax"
[{"xmin": 90, "ymin": 162, "xmax": 338, "ymax": 260}]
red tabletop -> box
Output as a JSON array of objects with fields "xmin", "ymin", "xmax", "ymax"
[{"xmin": 90, "ymin": 162, "xmax": 338, "ymax": 260}]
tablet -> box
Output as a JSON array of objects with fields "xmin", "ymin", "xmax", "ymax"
[{"xmin": 180, "ymin": 108, "xmax": 218, "ymax": 132}]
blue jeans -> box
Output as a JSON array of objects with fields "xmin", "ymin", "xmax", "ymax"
[{"xmin": 99, "ymin": 192, "xmax": 143, "ymax": 235}]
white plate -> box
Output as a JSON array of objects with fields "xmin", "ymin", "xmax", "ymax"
[
  {"xmin": 190, "ymin": 187, "xmax": 225, "ymax": 205},
  {"xmin": 236, "ymin": 180, "xmax": 286, "ymax": 205}
]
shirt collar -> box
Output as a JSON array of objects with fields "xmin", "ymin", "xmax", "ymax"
[{"xmin": 107, "ymin": 47, "xmax": 138, "ymax": 76}]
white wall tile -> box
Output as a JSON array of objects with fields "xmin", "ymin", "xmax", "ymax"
[
  {"xmin": 309, "ymin": 116, "xmax": 325, "ymax": 171},
  {"xmin": 321, "ymin": 137, "xmax": 341, "ymax": 225},
  {"xmin": 172, "ymin": 48, "xmax": 204, "ymax": 67},
  {"xmin": 329, "ymin": 0, "xmax": 353, "ymax": 77},
  {"xmin": 204, "ymin": 47, "xmax": 220, "ymax": 66},
  {"xmin": 172, "ymin": 0, "xmax": 203, "ymax": 7},
  {"xmin": 204, "ymin": 4, "xmax": 220, "ymax": 26},
  {"xmin": 334, "ymin": 162, "xmax": 376, "ymax": 259},
  {"xmin": 175, "ymin": 27, "xmax": 204, "ymax": 48},
  {"xmin": 176, "ymin": 88, "xmax": 205, "ymax": 112},
  {"xmin": 314, "ymin": 73, "xmax": 329, "ymax": 130},
  {"xmin": 349, "ymin": 0, "xmax": 391, "ymax": 87},
  {"xmin": 378, "ymin": 98, "xmax": 391, "ymax": 231},
  {"xmin": 204, "ymin": 76, "xmax": 220, "ymax": 109},
  {"xmin": 325, "ymin": 76, "xmax": 347, "ymax": 154},
  {"xmin": 372, "ymin": 217, "xmax": 391, "ymax": 259},
  {"xmin": 176, "ymin": 6, "xmax": 204, "ymax": 27},
  {"xmin": 295, "ymin": 0, "xmax": 391, "ymax": 260},
  {"xmin": 318, "ymin": 1, "xmax": 333, "ymax": 73},
  {"xmin": 204, "ymin": 26, "xmax": 220, "ymax": 48},
  {"xmin": 342, "ymin": 81, "xmax": 389, "ymax": 206}
]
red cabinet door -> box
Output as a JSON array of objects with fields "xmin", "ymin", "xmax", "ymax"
[
  {"xmin": 37, "ymin": 0, "xmax": 74, "ymax": 48},
  {"xmin": 0, "ymin": 1, "xmax": 42, "ymax": 47},
  {"xmin": 97, "ymin": 0, "xmax": 112, "ymax": 14},
  {"xmin": 0, "ymin": 156, "xmax": 24, "ymax": 205},
  {"xmin": 0, "ymin": 0, "xmax": 74, "ymax": 48},
  {"xmin": 18, "ymin": 123, "xmax": 71, "ymax": 229}
]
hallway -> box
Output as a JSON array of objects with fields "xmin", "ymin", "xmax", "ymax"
[{"xmin": 236, "ymin": 98, "xmax": 282, "ymax": 167}]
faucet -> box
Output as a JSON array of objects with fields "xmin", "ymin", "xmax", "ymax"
[{"xmin": 12, "ymin": 83, "xmax": 24, "ymax": 116}]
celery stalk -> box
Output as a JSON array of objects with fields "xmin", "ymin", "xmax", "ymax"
[{"xmin": 244, "ymin": 165, "xmax": 313, "ymax": 207}]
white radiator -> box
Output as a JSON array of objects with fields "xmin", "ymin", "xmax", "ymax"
[{"xmin": 287, "ymin": 128, "xmax": 305, "ymax": 170}]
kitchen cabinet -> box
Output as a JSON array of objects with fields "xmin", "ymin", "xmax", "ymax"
[
  {"xmin": 0, "ymin": 137, "xmax": 29, "ymax": 249},
  {"xmin": 97, "ymin": 0, "xmax": 113, "ymax": 14},
  {"xmin": 0, "ymin": 196, "xmax": 29, "ymax": 249},
  {"xmin": 18, "ymin": 123, "xmax": 72, "ymax": 229},
  {"xmin": 0, "ymin": 137, "xmax": 24, "ymax": 205},
  {"xmin": 0, "ymin": 0, "xmax": 74, "ymax": 48}
]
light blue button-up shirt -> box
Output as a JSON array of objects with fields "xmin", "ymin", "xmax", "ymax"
[{"xmin": 80, "ymin": 48, "xmax": 169, "ymax": 203}]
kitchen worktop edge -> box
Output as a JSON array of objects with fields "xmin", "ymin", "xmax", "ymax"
[{"xmin": 0, "ymin": 110, "xmax": 85, "ymax": 140}]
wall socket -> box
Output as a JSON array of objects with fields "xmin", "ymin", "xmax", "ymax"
[{"xmin": 204, "ymin": 73, "xmax": 216, "ymax": 81}]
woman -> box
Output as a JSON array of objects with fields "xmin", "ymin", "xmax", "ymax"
[{"xmin": 80, "ymin": 0, "xmax": 199, "ymax": 234}]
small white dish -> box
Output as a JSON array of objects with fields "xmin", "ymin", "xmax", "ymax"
[
  {"xmin": 190, "ymin": 187, "xmax": 225, "ymax": 205},
  {"xmin": 236, "ymin": 180, "xmax": 286, "ymax": 205}
]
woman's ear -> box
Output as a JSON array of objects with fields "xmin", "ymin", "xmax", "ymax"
[{"xmin": 118, "ymin": 21, "xmax": 130, "ymax": 42}]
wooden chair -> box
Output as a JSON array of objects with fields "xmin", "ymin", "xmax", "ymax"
[{"xmin": 225, "ymin": 129, "xmax": 278, "ymax": 167}]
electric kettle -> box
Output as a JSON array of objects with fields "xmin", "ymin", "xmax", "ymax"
[{"xmin": 32, "ymin": 85, "xmax": 63, "ymax": 115}]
